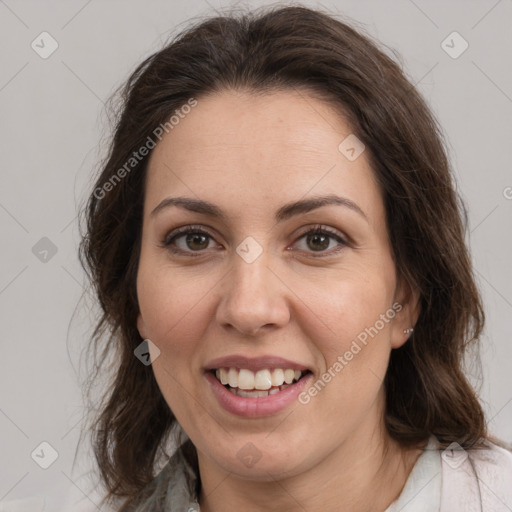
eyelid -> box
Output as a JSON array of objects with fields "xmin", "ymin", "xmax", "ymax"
[
  {"xmin": 160, "ymin": 224, "xmax": 219, "ymax": 257},
  {"xmin": 161, "ymin": 223, "xmax": 349, "ymax": 256},
  {"xmin": 293, "ymin": 224, "xmax": 347, "ymax": 243},
  {"xmin": 288, "ymin": 224, "xmax": 349, "ymax": 257},
  {"xmin": 162, "ymin": 224, "xmax": 217, "ymax": 245}
]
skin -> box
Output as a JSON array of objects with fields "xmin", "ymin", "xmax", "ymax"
[{"xmin": 136, "ymin": 88, "xmax": 423, "ymax": 512}]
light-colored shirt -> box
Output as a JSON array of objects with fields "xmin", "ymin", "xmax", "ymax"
[
  {"xmin": 3, "ymin": 435, "xmax": 512, "ymax": 511},
  {"xmin": 384, "ymin": 435, "xmax": 442, "ymax": 512}
]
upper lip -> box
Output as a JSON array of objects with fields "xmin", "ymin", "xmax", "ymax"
[{"xmin": 204, "ymin": 355, "xmax": 311, "ymax": 372}]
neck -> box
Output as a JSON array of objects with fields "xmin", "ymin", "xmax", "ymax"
[{"xmin": 197, "ymin": 415, "xmax": 425, "ymax": 512}]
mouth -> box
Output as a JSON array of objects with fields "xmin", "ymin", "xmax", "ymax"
[
  {"xmin": 208, "ymin": 367, "xmax": 313, "ymax": 398},
  {"xmin": 203, "ymin": 355, "xmax": 314, "ymax": 417}
]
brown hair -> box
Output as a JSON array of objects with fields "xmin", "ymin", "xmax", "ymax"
[{"xmin": 79, "ymin": 4, "xmax": 487, "ymax": 509}]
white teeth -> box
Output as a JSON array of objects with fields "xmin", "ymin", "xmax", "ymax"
[
  {"xmin": 219, "ymin": 368, "xmax": 229, "ymax": 385},
  {"xmin": 237, "ymin": 389, "xmax": 268, "ymax": 398},
  {"xmin": 284, "ymin": 369, "xmax": 295, "ymax": 384},
  {"xmin": 238, "ymin": 369, "xmax": 255, "ymax": 390},
  {"xmin": 271, "ymin": 368, "xmax": 285, "ymax": 387},
  {"xmin": 227, "ymin": 383, "xmax": 293, "ymax": 397},
  {"xmin": 237, "ymin": 388, "xmax": 257, "ymax": 397},
  {"xmin": 228, "ymin": 368, "xmax": 238, "ymax": 388},
  {"xmin": 214, "ymin": 367, "xmax": 306, "ymax": 392},
  {"xmin": 254, "ymin": 369, "xmax": 272, "ymax": 390}
]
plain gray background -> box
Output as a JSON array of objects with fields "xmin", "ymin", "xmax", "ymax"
[{"xmin": 1, "ymin": 0, "xmax": 511, "ymax": 509}]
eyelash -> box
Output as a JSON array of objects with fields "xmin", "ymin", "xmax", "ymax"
[{"xmin": 160, "ymin": 224, "xmax": 349, "ymax": 258}]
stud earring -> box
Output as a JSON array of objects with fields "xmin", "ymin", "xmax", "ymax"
[{"xmin": 404, "ymin": 328, "xmax": 414, "ymax": 335}]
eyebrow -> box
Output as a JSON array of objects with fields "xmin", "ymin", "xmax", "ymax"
[{"xmin": 150, "ymin": 194, "xmax": 368, "ymax": 223}]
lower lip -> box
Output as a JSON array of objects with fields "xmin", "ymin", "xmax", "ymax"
[{"xmin": 204, "ymin": 371, "xmax": 314, "ymax": 418}]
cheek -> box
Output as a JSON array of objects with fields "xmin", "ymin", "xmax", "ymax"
[
  {"xmin": 138, "ymin": 264, "xmax": 212, "ymax": 343},
  {"xmin": 290, "ymin": 267, "xmax": 395, "ymax": 410},
  {"xmin": 291, "ymin": 267, "xmax": 394, "ymax": 352},
  {"xmin": 137, "ymin": 266, "xmax": 213, "ymax": 409},
  {"xmin": 137, "ymin": 266, "xmax": 213, "ymax": 425}
]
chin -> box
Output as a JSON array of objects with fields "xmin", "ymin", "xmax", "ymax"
[{"xmin": 198, "ymin": 430, "xmax": 314, "ymax": 480}]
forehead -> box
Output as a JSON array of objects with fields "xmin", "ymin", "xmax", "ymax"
[{"xmin": 145, "ymin": 88, "xmax": 383, "ymax": 224}]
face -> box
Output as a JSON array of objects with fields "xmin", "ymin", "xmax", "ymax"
[{"xmin": 136, "ymin": 88, "xmax": 419, "ymax": 479}]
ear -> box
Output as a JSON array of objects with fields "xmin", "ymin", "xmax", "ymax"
[
  {"xmin": 137, "ymin": 312, "xmax": 148, "ymax": 340},
  {"xmin": 390, "ymin": 276, "xmax": 421, "ymax": 349}
]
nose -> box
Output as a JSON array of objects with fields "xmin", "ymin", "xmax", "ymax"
[{"xmin": 215, "ymin": 250, "xmax": 290, "ymax": 337}]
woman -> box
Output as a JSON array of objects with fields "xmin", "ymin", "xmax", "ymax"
[{"xmin": 79, "ymin": 5, "xmax": 512, "ymax": 511}]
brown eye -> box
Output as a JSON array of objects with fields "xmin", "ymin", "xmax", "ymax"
[
  {"xmin": 183, "ymin": 232, "xmax": 210, "ymax": 251},
  {"xmin": 293, "ymin": 226, "xmax": 348, "ymax": 256},
  {"xmin": 163, "ymin": 226, "xmax": 217, "ymax": 255},
  {"xmin": 306, "ymin": 232, "xmax": 331, "ymax": 251}
]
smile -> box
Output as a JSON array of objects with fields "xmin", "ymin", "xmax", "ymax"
[
  {"xmin": 212, "ymin": 367, "xmax": 310, "ymax": 397},
  {"xmin": 204, "ymin": 357, "xmax": 314, "ymax": 417}
]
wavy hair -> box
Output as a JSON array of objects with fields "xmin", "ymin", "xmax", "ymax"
[{"xmin": 79, "ymin": 4, "xmax": 487, "ymax": 509}]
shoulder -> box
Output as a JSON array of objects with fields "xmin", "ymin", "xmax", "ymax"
[
  {"xmin": 469, "ymin": 438, "xmax": 512, "ymax": 464},
  {"xmin": 118, "ymin": 445, "xmax": 199, "ymax": 512},
  {"xmin": 466, "ymin": 438, "xmax": 512, "ymax": 480},
  {"xmin": 468, "ymin": 439, "xmax": 512, "ymax": 489},
  {"xmin": 440, "ymin": 437, "xmax": 512, "ymax": 512}
]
